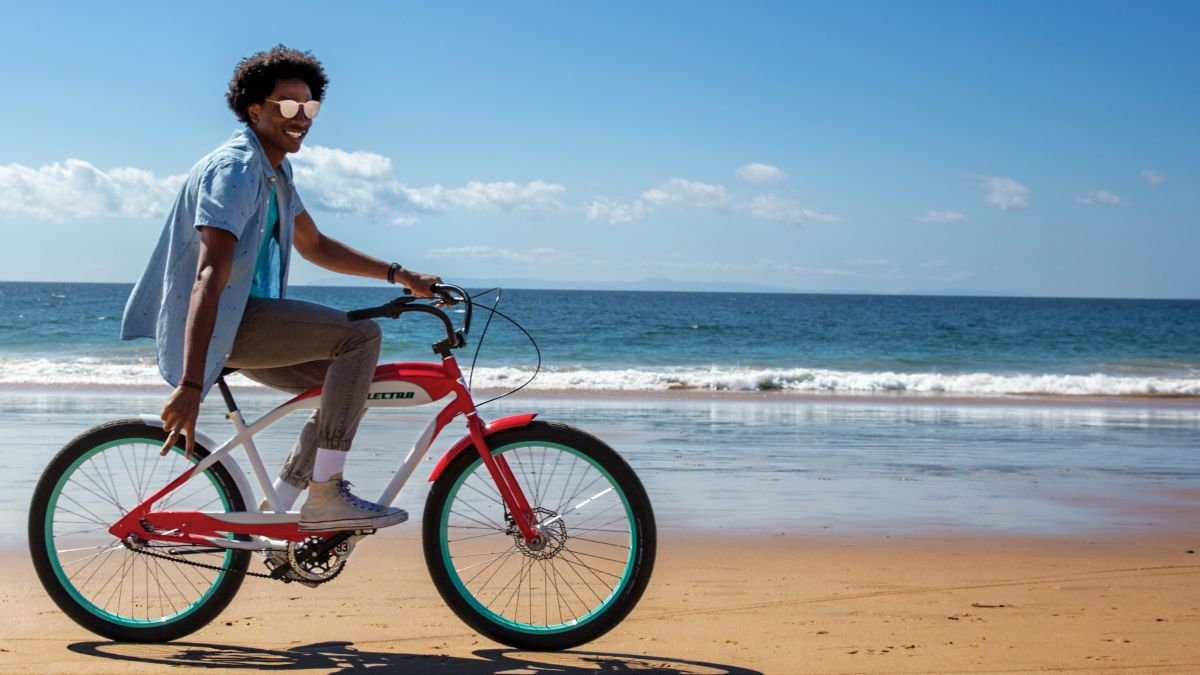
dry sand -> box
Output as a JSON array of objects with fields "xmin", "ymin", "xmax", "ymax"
[{"xmin": 2, "ymin": 529, "xmax": 1198, "ymax": 674}]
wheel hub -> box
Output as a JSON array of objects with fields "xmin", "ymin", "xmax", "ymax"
[{"xmin": 513, "ymin": 507, "xmax": 567, "ymax": 560}]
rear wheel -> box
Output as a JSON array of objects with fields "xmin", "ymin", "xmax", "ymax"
[
  {"xmin": 28, "ymin": 420, "xmax": 250, "ymax": 642},
  {"xmin": 424, "ymin": 421, "xmax": 655, "ymax": 650}
]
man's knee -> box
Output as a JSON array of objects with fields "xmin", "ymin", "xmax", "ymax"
[{"xmin": 352, "ymin": 318, "xmax": 382, "ymax": 345}]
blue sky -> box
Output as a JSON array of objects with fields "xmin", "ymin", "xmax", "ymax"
[{"xmin": 0, "ymin": 2, "xmax": 1196, "ymax": 298}]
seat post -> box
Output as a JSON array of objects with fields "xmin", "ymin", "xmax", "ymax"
[{"xmin": 215, "ymin": 376, "xmax": 238, "ymax": 413}]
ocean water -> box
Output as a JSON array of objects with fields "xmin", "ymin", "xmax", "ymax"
[
  {"xmin": 1, "ymin": 389, "xmax": 1198, "ymax": 545},
  {"xmin": 2, "ymin": 282, "xmax": 1198, "ymax": 544},
  {"xmin": 1, "ymin": 281, "xmax": 1198, "ymax": 397}
]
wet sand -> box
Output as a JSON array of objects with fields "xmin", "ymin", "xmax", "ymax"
[
  {"xmin": 2, "ymin": 530, "xmax": 1199, "ymax": 673},
  {"xmin": 2, "ymin": 386, "xmax": 1198, "ymax": 672}
]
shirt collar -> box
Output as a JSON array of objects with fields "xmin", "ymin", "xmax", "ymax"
[{"xmin": 235, "ymin": 126, "xmax": 293, "ymax": 182}]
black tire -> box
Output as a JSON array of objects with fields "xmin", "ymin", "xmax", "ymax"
[
  {"xmin": 28, "ymin": 419, "xmax": 250, "ymax": 642},
  {"xmin": 423, "ymin": 421, "xmax": 656, "ymax": 650}
]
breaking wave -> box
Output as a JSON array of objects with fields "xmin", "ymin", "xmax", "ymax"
[{"xmin": 4, "ymin": 358, "xmax": 1197, "ymax": 397}]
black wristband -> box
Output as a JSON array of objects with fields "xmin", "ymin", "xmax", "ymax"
[
  {"xmin": 179, "ymin": 379, "xmax": 203, "ymax": 392},
  {"xmin": 387, "ymin": 263, "xmax": 403, "ymax": 284}
]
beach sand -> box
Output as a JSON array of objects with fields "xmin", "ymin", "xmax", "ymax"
[
  {"xmin": 3, "ymin": 529, "xmax": 1198, "ymax": 674},
  {"xmin": 2, "ymin": 386, "xmax": 1198, "ymax": 672}
]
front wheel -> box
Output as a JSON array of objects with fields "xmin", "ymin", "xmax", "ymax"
[
  {"xmin": 28, "ymin": 420, "xmax": 250, "ymax": 642},
  {"xmin": 423, "ymin": 421, "xmax": 656, "ymax": 650}
]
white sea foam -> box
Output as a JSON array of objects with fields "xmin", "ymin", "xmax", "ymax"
[
  {"xmin": 465, "ymin": 366, "xmax": 1200, "ymax": 396},
  {"xmin": 3, "ymin": 358, "xmax": 1198, "ymax": 397}
]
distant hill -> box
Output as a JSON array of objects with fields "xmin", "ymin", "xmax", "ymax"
[
  {"xmin": 300, "ymin": 275, "xmax": 1033, "ymax": 297},
  {"xmin": 303, "ymin": 276, "xmax": 806, "ymax": 294}
]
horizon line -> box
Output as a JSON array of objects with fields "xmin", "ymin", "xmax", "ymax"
[{"xmin": 0, "ymin": 278, "xmax": 1196, "ymax": 302}]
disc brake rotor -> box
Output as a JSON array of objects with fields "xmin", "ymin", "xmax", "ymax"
[{"xmin": 514, "ymin": 507, "xmax": 568, "ymax": 560}]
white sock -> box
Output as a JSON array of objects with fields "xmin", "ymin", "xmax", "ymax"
[
  {"xmin": 271, "ymin": 478, "xmax": 304, "ymax": 510},
  {"xmin": 312, "ymin": 448, "xmax": 347, "ymax": 483}
]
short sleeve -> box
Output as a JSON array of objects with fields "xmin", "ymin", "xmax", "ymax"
[
  {"xmin": 291, "ymin": 183, "xmax": 306, "ymax": 219},
  {"xmin": 195, "ymin": 160, "xmax": 259, "ymax": 239}
]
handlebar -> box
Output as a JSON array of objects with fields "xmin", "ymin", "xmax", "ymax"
[{"xmin": 345, "ymin": 283, "xmax": 472, "ymax": 356}]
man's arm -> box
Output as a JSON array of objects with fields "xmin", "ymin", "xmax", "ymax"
[
  {"xmin": 159, "ymin": 226, "xmax": 236, "ymax": 457},
  {"xmin": 292, "ymin": 210, "xmax": 441, "ymax": 295}
]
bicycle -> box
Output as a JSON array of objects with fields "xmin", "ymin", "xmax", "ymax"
[{"xmin": 27, "ymin": 284, "xmax": 656, "ymax": 650}]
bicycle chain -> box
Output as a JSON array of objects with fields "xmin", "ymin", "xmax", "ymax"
[{"xmin": 129, "ymin": 544, "xmax": 277, "ymax": 579}]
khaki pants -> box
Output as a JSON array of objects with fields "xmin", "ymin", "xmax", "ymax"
[{"xmin": 227, "ymin": 296, "xmax": 382, "ymax": 487}]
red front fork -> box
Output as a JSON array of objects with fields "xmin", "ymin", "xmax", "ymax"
[{"xmin": 466, "ymin": 413, "xmax": 541, "ymax": 544}]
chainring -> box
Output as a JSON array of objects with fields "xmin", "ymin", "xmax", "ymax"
[{"xmin": 287, "ymin": 535, "xmax": 352, "ymax": 582}]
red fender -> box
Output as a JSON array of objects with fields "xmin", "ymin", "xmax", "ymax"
[{"xmin": 428, "ymin": 414, "xmax": 537, "ymax": 482}]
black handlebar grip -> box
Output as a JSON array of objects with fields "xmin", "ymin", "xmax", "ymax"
[{"xmin": 346, "ymin": 307, "xmax": 387, "ymax": 322}]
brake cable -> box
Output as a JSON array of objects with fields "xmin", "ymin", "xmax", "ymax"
[{"xmin": 464, "ymin": 287, "xmax": 542, "ymax": 408}]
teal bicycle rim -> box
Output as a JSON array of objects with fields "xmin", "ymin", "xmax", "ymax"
[
  {"xmin": 44, "ymin": 438, "xmax": 233, "ymax": 627},
  {"xmin": 439, "ymin": 441, "xmax": 638, "ymax": 634}
]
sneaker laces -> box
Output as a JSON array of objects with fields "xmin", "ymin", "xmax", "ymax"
[{"xmin": 336, "ymin": 479, "xmax": 385, "ymax": 513}]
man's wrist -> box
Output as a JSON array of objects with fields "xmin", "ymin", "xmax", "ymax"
[{"xmin": 387, "ymin": 262, "xmax": 404, "ymax": 285}]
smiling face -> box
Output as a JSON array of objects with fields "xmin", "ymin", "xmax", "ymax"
[{"xmin": 247, "ymin": 78, "xmax": 315, "ymax": 166}]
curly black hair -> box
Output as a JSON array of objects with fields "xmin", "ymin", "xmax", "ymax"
[{"xmin": 226, "ymin": 45, "xmax": 329, "ymax": 124}]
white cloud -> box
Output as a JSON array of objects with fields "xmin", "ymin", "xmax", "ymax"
[
  {"xmin": 585, "ymin": 197, "xmax": 649, "ymax": 225},
  {"xmin": 641, "ymin": 178, "xmax": 729, "ymax": 209},
  {"xmin": 1140, "ymin": 169, "xmax": 1166, "ymax": 185},
  {"xmin": 0, "ymin": 146, "xmax": 570, "ymax": 226},
  {"xmin": 849, "ymin": 258, "xmax": 890, "ymax": 267},
  {"xmin": 735, "ymin": 163, "xmax": 787, "ymax": 183},
  {"xmin": 293, "ymin": 145, "xmax": 565, "ymax": 223},
  {"xmin": 921, "ymin": 259, "xmax": 949, "ymax": 269},
  {"xmin": 977, "ymin": 176, "xmax": 1029, "ymax": 210},
  {"xmin": 291, "ymin": 146, "xmax": 429, "ymax": 223},
  {"xmin": 917, "ymin": 210, "xmax": 967, "ymax": 223},
  {"xmin": 747, "ymin": 194, "xmax": 842, "ymax": 225},
  {"xmin": 1075, "ymin": 190, "xmax": 1126, "ymax": 207},
  {"xmin": 426, "ymin": 246, "xmax": 560, "ymax": 264},
  {"xmin": 0, "ymin": 159, "xmax": 184, "ymax": 221},
  {"xmin": 585, "ymin": 177, "xmax": 728, "ymax": 225},
  {"xmin": 410, "ymin": 180, "xmax": 566, "ymax": 214}
]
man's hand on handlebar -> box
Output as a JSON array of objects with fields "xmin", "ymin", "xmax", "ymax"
[{"xmin": 398, "ymin": 269, "xmax": 443, "ymax": 298}]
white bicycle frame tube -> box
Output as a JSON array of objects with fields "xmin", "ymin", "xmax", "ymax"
[{"xmin": 147, "ymin": 385, "xmax": 460, "ymax": 520}]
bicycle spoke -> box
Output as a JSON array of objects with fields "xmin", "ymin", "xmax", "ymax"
[
  {"xmin": 565, "ymin": 535, "xmax": 630, "ymax": 550},
  {"xmin": 555, "ymin": 473, "xmax": 606, "ymax": 519},
  {"xmin": 56, "ymin": 493, "xmax": 114, "ymax": 529},
  {"xmin": 559, "ymin": 546, "xmax": 622, "ymax": 582},
  {"xmin": 458, "ymin": 548, "xmax": 519, "ymax": 579},
  {"xmin": 40, "ymin": 431, "xmax": 242, "ymax": 631},
  {"xmin": 458, "ymin": 477, "xmax": 505, "ymax": 508},
  {"xmin": 69, "ymin": 471, "xmax": 125, "ymax": 514},
  {"xmin": 446, "ymin": 530, "xmax": 509, "ymax": 544},
  {"xmin": 59, "ymin": 541, "xmax": 123, "ymax": 567},
  {"xmin": 449, "ymin": 507, "xmax": 505, "ymax": 533},
  {"xmin": 436, "ymin": 430, "xmax": 650, "ymax": 640}
]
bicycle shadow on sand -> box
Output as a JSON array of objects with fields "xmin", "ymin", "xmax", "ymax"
[{"xmin": 68, "ymin": 640, "xmax": 762, "ymax": 674}]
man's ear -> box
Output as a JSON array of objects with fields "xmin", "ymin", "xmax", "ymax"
[{"xmin": 247, "ymin": 103, "xmax": 261, "ymax": 124}]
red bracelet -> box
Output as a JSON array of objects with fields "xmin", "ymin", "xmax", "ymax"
[{"xmin": 179, "ymin": 380, "xmax": 203, "ymax": 392}]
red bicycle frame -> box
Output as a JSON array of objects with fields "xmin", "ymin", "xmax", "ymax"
[{"xmin": 108, "ymin": 352, "xmax": 544, "ymax": 550}]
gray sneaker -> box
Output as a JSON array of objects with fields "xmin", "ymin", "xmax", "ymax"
[{"xmin": 299, "ymin": 474, "xmax": 408, "ymax": 532}]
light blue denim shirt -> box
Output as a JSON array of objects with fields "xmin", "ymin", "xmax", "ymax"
[{"xmin": 121, "ymin": 128, "xmax": 305, "ymax": 396}]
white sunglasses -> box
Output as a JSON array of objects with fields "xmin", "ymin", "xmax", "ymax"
[{"xmin": 264, "ymin": 98, "xmax": 321, "ymax": 120}]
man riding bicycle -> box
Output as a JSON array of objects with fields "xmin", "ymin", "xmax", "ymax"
[{"xmin": 121, "ymin": 45, "xmax": 439, "ymax": 533}]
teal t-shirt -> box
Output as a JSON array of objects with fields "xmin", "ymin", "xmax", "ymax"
[{"xmin": 249, "ymin": 185, "xmax": 280, "ymax": 298}]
